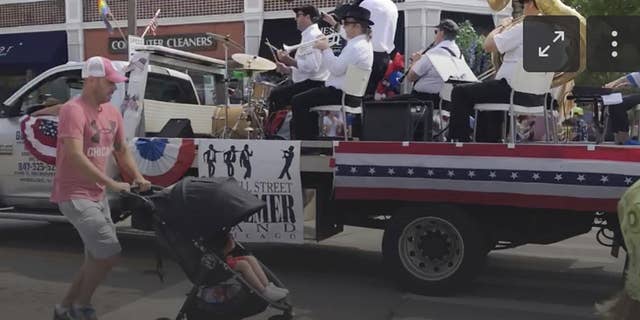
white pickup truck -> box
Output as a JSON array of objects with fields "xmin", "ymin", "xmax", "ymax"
[{"xmin": 0, "ymin": 46, "xmax": 224, "ymax": 220}]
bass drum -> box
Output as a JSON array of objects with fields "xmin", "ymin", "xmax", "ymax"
[{"xmin": 211, "ymin": 105, "xmax": 252, "ymax": 139}]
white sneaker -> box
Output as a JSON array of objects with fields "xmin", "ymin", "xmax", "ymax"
[
  {"xmin": 267, "ymin": 282, "xmax": 289, "ymax": 295},
  {"xmin": 262, "ymin": 286, "xmax": 287, "ymax": 301}
]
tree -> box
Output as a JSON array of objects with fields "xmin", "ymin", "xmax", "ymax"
[
  {"xmin": 564, "ymin": 0, "xmax": 640, "ymax": 16},
  {"xmin": 456, "ymin": 21, "xmax": 492, "ymax": 76},
  {"xmin": 562, "ymin": 0, "xmax": 640, "ymax": 86}
]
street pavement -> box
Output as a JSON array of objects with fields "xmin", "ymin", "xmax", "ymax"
[{"xmin": 0, "ymin": 219, "xmax": 626, "ymax": 320}]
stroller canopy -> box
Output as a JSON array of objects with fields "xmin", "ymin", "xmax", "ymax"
[{"xmin": 161, "ymin": 177, "xmax": 266, "ymax": 240}]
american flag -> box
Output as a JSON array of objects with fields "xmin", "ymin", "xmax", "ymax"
[
  {"xmin": 144, "ymin": 9, "xmax": 161, "ymax": 37},
  {"xmin": 148, "ymin": 17, "xmax": 158, "ymax": 36},
  {"xmin": 20, "ymin": 115, "xmax": 58, "ymax": 165},
  {"xmin": 333, "ymin": 142, "xmax": 640, "ymax": 212}
]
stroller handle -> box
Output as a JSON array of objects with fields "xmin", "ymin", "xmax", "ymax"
[{"xmin": 117, "ymin": 185, "xmax": 164, "ymax": 222}]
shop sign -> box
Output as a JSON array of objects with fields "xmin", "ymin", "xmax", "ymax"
[{"xmin": 109, "ymin": 33, "xmax": 216, "ymax": 54}]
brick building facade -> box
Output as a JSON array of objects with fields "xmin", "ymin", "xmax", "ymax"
[{"xmin": 0, "ymin": 0, "xmax": 508, "ymax": 100}]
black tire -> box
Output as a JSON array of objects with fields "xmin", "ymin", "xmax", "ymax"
[{"xmin": 382, "ymin": 205, "xmax": 487, "ymax": 295}]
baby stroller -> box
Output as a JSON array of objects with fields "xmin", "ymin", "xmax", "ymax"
[{"xmin": 119, "ymin": 176, "xmax": 294, "ymax": 320}]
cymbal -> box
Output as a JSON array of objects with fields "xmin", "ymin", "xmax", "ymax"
[{"xmin": 231, "ymin": 53, "xmax": 276, "ymax": 71}]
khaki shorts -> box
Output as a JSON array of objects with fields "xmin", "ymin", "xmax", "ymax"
[{"xmin": 59, "ymin": 198, "xmax": 121, "ymax": 259}]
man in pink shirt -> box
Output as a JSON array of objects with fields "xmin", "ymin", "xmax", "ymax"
[{"xmin": 51, "ymin": 56, "xmax": 151, "ymax": 320}]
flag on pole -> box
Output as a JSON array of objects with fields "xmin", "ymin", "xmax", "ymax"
[
  {"xmin": 98, "ymin": 0, "xmax": 109, "ymax": 16},
  {"xmin": 149, "ymin": 17, "xmax": 158, "ymax": 36},
  {"xmin": 142, "ymin": 9, "xmax": 161, "ymax": 38},
  {"xmin": 98, "ymin": 0, "xmax": 113, "ymax": 34}
]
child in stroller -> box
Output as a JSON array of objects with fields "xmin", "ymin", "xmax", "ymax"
[
  {"xmin": 119, "ymin": 176, "xmax": 294, "ymax": 320},
  {"xmin": 223, "ymin": 233, "xmax": 289, "ymax": 301}
]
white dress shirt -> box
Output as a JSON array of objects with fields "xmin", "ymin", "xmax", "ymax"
[
  {"xmin": 360, "ymin": 0, "xmax": 398, "ymax": 53},
  {"xmin": 627, "ymin": 72, "xmax": 640, "ymax": 87},
  {"xmin": 291, "ymin": 24, "xmax": 330, "ymax": 83},
  {"xmin": 412, "ymin": 40, "xmax": 461, "ymax": 94},
  {"xmin": 494, "ymin": 23, "xmax": 523, "ymax": 87},
  {"xmin": 322, "ymin": 34, "xmax": 373, "ymax": 90}
]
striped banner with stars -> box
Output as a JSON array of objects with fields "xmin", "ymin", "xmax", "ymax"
[{"xmin": 333, "ymin": 142, "xmax": 640, "ymax": 212}]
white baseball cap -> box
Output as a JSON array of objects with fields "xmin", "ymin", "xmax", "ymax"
[{"xmin": 82, "ymin": 56, "xmax": 128, "ymax": 83}]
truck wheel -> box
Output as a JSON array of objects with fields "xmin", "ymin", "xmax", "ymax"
[{"xmin": 382, "ymin": 206, "xmax": 487, "ymax": 295}]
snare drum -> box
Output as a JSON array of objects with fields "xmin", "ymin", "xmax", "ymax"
[
  {"xmin": 212, "ymin": 105, "xmax": 251, "ymax": 139},
  {"xmin": 251, "ymin": 81, "xmax": 277, "ymax": 103}
]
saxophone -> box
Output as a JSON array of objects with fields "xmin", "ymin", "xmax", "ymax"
[{"xmin": 487, "ymin": 0, "xmax": 587, "ymax": 88}]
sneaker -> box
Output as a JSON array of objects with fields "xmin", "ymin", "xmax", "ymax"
[
  {"xmin": 72, "ymin": 305, "xmax": 98, "ymax": 320},
  {"xmin": 262, "ymin": 286, "xmax": 287, "ymax": 301},
  {"xmin": 53, "ymin": 305, "xmax": 76, "ymax": 320},
  {"xmin": 267, "ymin": 282, "xmax": 289, "ymax": 295}
]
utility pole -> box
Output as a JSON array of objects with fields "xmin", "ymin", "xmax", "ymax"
[{"xmin": 127, "ymin": 0, "xmax": 136, "ymax": 37}]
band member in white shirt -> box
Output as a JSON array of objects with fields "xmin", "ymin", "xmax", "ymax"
[
  {"xmin": 392, "ymin": 19, "xmax": 462, "ymax": 106},
  {"xmin": 604, "ymin": 72, "xmax": 640, "ymax": 143},
  {"xmin": 291, "ymin": 6, "xmax": 374, "ymax": 140},
  {"xmin": 269, "ymin": 5, "xmax": 330, "ymax": 112},
  {"xmin": 322, "ymin": 0, "xmax": 398, "ymax": 96},
  {"xmin": 449, "ymin": 0, "xmax": 540, "ymax": 142}
]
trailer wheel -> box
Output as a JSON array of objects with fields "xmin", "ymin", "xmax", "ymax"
[{"xmin": 382, "ymin": 206, "xmax": 486, "ymax": 295}]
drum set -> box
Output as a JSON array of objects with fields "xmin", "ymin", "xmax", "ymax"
[
  {"xmin": 209, "ymin": 29, "xmax": 338, "ymax": 140},
  {"xmin": 209, "ymin": 35, "xmax": 279, "ymax": 139}
]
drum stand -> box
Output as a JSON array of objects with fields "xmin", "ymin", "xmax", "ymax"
[
  {"xmin": 208, "ymin": 34, "xmax": 243, "ymax": 139},
  {"xmin": 231, "ymin": 73, "xmax": 267, "ymax": 139},
  {"xmin": 220, "ymin": 38, "xmax": 233, "ymax": 139}
]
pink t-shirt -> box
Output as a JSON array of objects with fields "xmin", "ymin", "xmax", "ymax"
[{"xmin": 50, "ymin": 97, "xmax": 125, "ymax": 203}]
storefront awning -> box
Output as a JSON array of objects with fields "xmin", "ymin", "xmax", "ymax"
[{"xmin": 0, "ymin": 31, "xmax": 68, "ymax": 75}]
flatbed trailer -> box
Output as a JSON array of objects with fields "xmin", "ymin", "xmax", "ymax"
[{"xmin": 298, "ymin": 140, "xmax": 629, "ymax": 294}]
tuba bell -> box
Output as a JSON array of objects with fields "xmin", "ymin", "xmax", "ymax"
[{"xmin": 487, "ymin": 0, "xmax": 587, "ymax": 88}]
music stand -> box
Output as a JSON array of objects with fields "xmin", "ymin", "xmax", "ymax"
[
  {"xmin": 206, "ymin": 33, "xmax": 245, "ymax": 139},
  {"xmin": 427, "ymin": 53, "xmax": 479, "ymax": 83}
]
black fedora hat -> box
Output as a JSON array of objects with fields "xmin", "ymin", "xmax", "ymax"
[
  {"xmin": 342, "ymin": 6, "xmax": 374, "ymax": 26},
  {"xmin": 292, "ymin": 5, "xmax": 319, "ymax": 20}
]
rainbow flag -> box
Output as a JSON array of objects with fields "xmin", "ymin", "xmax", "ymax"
[
  {"xmin": 98, "ymin": 0, "xmax": 112, "ymax": 33},
  {"xmin": 98, "ymin": 0, "xmax": 110, "ymax": 17}
]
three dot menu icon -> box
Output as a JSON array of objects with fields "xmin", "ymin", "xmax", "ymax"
[{"xmin": 587, "ymin": 16, "xmax": 640, "ymax": 72}]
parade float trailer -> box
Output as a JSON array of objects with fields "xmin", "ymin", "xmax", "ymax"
[{"xmin": 0, "ymin": 43, "xmax": 630, "ymax": 295}]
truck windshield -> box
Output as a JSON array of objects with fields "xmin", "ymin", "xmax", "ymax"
[{"xmin": 145, "ymin": 73, "xmax": 199, "ymax": 105}]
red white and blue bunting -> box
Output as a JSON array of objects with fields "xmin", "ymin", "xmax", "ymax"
[
  {"xmin": 127, "ymin": 137, "xmax": 195, "ymax": 186},
  {"xmin": 20, "ymin": 115, "xmax": 58, "ymax": 165}
]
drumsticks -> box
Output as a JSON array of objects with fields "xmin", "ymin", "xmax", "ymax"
[{"xmin": 265, "ymin": 38, "xmax": 280, "ymax": 63}]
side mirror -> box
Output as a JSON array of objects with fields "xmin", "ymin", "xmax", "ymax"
[{"xmin": 0, "ymin": 103, "xmax": 20, "ymax": 118}]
